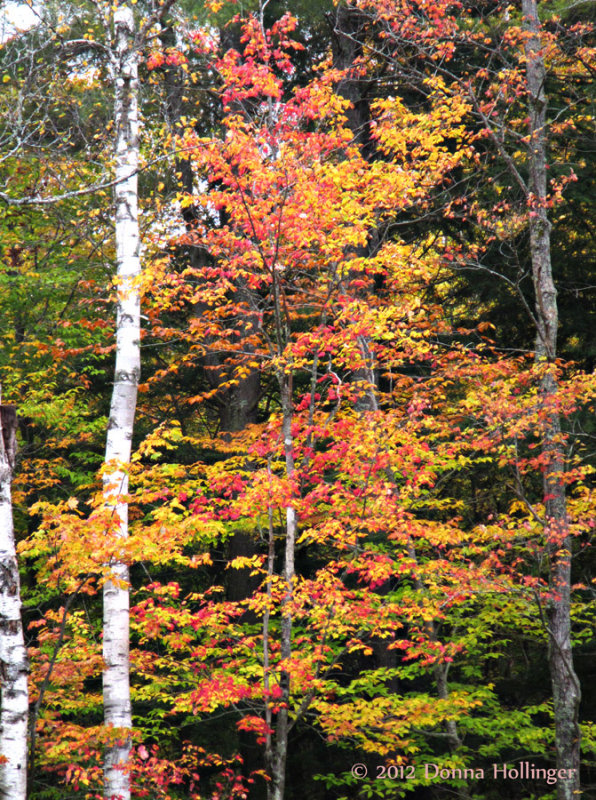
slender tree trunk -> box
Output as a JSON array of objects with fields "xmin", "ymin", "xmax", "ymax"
[
  {"xmin": 268, "ymin": 379, "xmax": 296, "ymax": 800},
  {"xmin": 102, "ymin": 6, "xmax": 140, "ymax": 799},
  {"xmin": 0, "ymin": 401, "xmax": 28, "ymax": 800},
  {"xmin": 263, "ymin": 496, "xmax": 276, "ymax": 782},
  {"xmin": 522, "ymin": 2, "xmax": 581, "ymax": 796}
]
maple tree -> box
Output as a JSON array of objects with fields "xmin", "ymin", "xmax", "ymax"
[
  {"xmin": 129, "ymin": 6, "xmax": 554, "ymax": 798},
  {"xmin": 142, "ymin": 3, "xmax": 592, "ymax": 792}
]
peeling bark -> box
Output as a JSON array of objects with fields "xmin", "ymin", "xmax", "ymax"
[
  {"xmin": 102, "ymin": 6, "xmax": 140, "ymax": 799},
  {"xmin": 0, "ymin": 399, "xmax": 28, "ymax": 800}
]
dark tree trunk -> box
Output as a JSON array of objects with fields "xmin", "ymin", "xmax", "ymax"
[
  {"xmin": 329, "ymin": 2, "xmax": 379, "ymax": 412},
  {"xmin": 161, "ymin": 21, "xmax": 262, "ymax": 605},
  {"xmin": 329, "ymin": 2, "xmax": 375, "ymax": 159},
  {"xmin": 522, "ymin": 2, "xmax": 581, "ymax": 796}
]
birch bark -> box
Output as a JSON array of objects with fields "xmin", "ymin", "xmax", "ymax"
[
  {"xmin": 102, "ymin": 5, "xmax": 140, "ymax": 799},
  {"xmin": 521, "ymin": 2, "xmax": 581, "ymax": 796},
  {"xmin": 0, "ymin": 400, "xmax": 28, "ymax": 800}
]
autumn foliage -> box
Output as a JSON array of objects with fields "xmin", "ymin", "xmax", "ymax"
[{"xmin": 1, "ymin": 1, "xmax": 595, "ymax": 799}]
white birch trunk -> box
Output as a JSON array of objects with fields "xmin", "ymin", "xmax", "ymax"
[
  {"xmin": 103, "ymin": 5, "xmax": 140, "ymax": 799},
  {"xmin": 0, "ymin": 401, "xmax": 28, "ymax": 800}
]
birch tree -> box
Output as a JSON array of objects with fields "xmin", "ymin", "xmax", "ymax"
[
  {"xmin": 102, "ymin": 4, "xmax": 175, "ymax": 798},
  {"xmin": 0, "ymin": 397, "xmax": 28, "ymax": 800},
  {"xmin": 101, "ymin": 6, "xmax": 140, "ymax": 799},
  {"xmin": 1, "ymin": 2, "xmax": 175, "ymax": 797}
]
